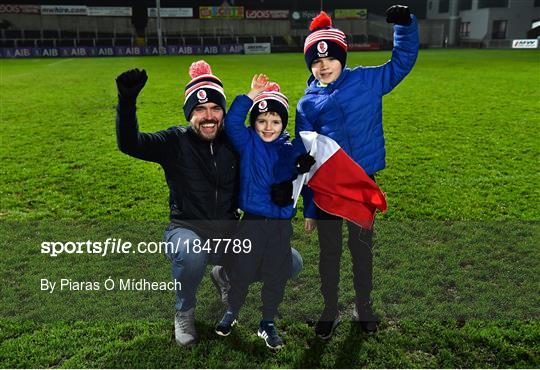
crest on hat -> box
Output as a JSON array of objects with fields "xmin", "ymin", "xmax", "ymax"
[
  {"xmin": 258, "ymin": 100, "xmax": 268, "ymax": 112},
  {"xmin": 317, "ymin": 41, "xmax": 328, "ymax": 54},
  {"xmin": 197, "ymin": 89, "xmax": 208, "ymax": 103}
]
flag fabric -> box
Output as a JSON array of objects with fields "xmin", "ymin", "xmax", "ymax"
[{"xmin": 293, "ymin": 131, "xmax": 387, "ymax": 229}]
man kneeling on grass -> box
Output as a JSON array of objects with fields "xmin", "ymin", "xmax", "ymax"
[{"xmin": 114, "ymin": 60, "xmax": 302, "ymax": 347}]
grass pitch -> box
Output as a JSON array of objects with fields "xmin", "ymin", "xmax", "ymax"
[{"xmin": 1, "ymin": 50, "xmax": 539, "ymax": 368}]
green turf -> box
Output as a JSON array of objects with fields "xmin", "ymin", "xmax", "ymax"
[{"xmin": 1, "ymin": 50, "xmax": 539, "ymax": 368}]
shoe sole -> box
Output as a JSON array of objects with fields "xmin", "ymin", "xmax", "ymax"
[
  {"xmin": 316, "ymin": 317, "xmax": 341, "ymax": 340},
  {"xmin": 352, "ymin": 312, "xmax": 379, "ymax": 334},
  {"xmin": 357, "ymin": 322, "xmax": 378, "ymax": 335},
  {"xmin": 215, "ymin": 319, "xmax": 237, "ymax": 337},
  {"xmin": 257, "ymin": 331, "xmax": 283, "ymax": 350},
  {"xmin": 175, "ymin": 338, "xmax": 197, "ymax": 347}
]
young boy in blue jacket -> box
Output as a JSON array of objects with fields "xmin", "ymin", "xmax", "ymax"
[
  {"xmin": 295, "ymin": 5, "xmax": 419, "ymax": 339},
  {"xmin": 214, "ymin": 74, "xmax": 298, "ymax": 350}
]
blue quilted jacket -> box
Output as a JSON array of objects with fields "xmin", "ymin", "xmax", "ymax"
[
  {"xmin": 225, "ymin": 95, "xmax": 296, "ymax": 219},
  {"xmin": 295, "ymin": 16, "xmax": 419, "ymax": 218}
]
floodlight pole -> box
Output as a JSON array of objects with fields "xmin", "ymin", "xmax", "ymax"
[{"xmin": 156, "ymin": 0, "xmax": 163, "ymax": 54}]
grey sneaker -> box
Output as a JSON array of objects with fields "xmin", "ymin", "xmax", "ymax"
[
  {"xmin": 174, "ymin": 307, "xmax": 197, "ymax": 346},
  {"xmin": 210, "ymin": 265, "xmax": 230, "ymax": 306}
]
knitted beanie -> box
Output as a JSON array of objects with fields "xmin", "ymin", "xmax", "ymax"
[
  {"xmin": 249, "ymin": 82, "xmax": 289, "ymax": 130},
  {"xmin": 303, "ymin": 11, "xmax": 348, "ymax": 70},
  {"xmin": 183, "ymin": 60, "xmax": 226, "ymax": 120}
]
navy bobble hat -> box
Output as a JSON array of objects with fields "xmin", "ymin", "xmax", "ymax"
[
  {"xmin": 249, "ymin": 83, "xmax": 289, "ymax": 130},
  {"xmin": 183, "ymin": 60, "xmax": 226, "ymax": 121},
  {"xmin": 304, "ymin": 11, "xmax": 348, "ymax": 70}
]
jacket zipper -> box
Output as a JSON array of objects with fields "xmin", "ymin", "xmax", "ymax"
[
  {"xmin": 210, "ymin": 141, "xmax": 218, "ymax": 217},
  {"xmin": 333, "ymin": 92, "xmax": 354, "ymax": 159}
]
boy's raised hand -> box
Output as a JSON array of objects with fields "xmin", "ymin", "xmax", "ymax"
[
  {"xmin": 386, "ymin": 5, "xmax": 411, "ymax": 26},
  {"xmin": 247, "ymin": 73, "xmax": 269, "ymax": 100}
]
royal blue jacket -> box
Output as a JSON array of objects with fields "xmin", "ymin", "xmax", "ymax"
[
  {"xmin": 225, "ymin": 95, "xmax": 296, "ymax": 219},
  {"xmin": 295, "ymin": 17, "xmax": 419, "ymax": 218}
]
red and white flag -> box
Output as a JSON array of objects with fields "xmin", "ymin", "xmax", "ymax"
[{"xmin": 293, "ymin": 131, "xmax": 387, "ymax": 229}]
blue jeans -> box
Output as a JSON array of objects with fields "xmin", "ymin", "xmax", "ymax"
[{"xmin": 164, "ymin": 226, "xmax": 303, "ymax": 312}]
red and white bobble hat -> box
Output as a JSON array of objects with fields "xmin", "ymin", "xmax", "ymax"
[
  {"xmin": 303, "ymin": 11, "xmax": 348, "ymax": 70},
  {"xmin": 183, "ymin": 60, "xmax": 226, "ymax": 120},
  {"xmin": 249, "ymin": 82, "xmax": 289, "ymax": 129}
]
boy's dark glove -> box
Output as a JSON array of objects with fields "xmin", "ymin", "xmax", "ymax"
[
  {"xmin": 271, "ymin": 181, "xmax": 294, "ymax": 207},
  {"xmin": 116, "ymin": 68, "xmax": 148, "ymax": 102},
  {"xmin": 386, "ymin": 5, "xmax": 411, "ymax": 26},
  {"xmin": 296, "ymin": 153, "xmax": 316, "ymax": 174}
]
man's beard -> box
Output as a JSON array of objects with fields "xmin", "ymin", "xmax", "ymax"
[{"xmin": 194, "ymin": 119, "xmax": 222, "ymax": 140}]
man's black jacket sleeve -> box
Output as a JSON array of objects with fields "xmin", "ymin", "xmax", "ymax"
[{"xmin": 116, "ymin": 99, "xmax": 176, "ymax": 163}]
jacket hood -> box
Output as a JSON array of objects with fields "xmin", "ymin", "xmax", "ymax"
[
  {"xmin": 272, "ymin": 130, "xmax": 291, "ymax": 147},
  {"xmin": 278, "ymin": 130, "xmax": 291, "ymax": 142}
]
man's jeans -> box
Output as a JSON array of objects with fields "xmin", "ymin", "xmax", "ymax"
[{"xmin": 164, "ymin": 226, "xmax": 303, "ymax": 312}]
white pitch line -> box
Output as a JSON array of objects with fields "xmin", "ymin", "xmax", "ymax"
[
  {"xmin": 1, "ymin": 58, "xmax": 75, "ymax": 79},
  {"xmin": 47, "ymin": 58, "xmax": 73, "ymax": 66}
]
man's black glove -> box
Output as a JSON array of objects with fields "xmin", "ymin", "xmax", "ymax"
[
  {"xmin": 296, "ymin": 153, "xmax": 316, "ymax": 174},
  {"xmin": 271, "ymin": 181, "xmax": 293, "ymax": 207},
  {"xmin": 386, "ymin": 5, "xmax": 412, "ymax": 26},
  {"xmin": 115, "ymin": 68, "xmax": 148, "ymax": 102}
]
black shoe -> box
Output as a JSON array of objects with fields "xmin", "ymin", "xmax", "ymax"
[
  {"xmin": 215, "ymin": 310, "xmax": 238, "ymax": 336},
  {"xmin": 352, "ymin": 300, "xmax": 379, "ymax": 334},
  {"xmin": 315, "ymin": 310, "xmax": 341, "ymax": 340},
  {"xmin": 257, "ymin": 320, "xmax": 284, "ymax": 350}
]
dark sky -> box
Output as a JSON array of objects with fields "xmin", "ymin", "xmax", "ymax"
[{"xmin": 8, "ymin": 1, "xmax": 427, "ymax": 18}]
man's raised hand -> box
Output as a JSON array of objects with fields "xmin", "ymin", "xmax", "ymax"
[
  {"xmin": 116, "ymin": 68, "xmax": 148, "ymax": 102},
  {"xmin": 386, "ymin": 5, "xmax": 412, "ymax": 26}
]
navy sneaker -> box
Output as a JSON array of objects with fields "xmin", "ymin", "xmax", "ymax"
[
  {"xmin": 215, "ymin": 310, "xmax": 238, "ymax": 336},
  {"xmin": 315, "ymin": 309, "xmax": 341, "ymax": 340},
  {"xmin": 257, "ymin": 320, "xmax": 284, "ymax": 349}
]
